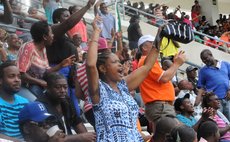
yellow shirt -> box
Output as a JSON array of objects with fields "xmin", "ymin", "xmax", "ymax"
[{"xmin": 160, "ymin": 37, "xmax": 179, "ymax": 57}]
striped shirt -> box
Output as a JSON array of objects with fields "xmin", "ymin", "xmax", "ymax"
[
  {"xmin": 76, "ymin": 62, "xmax": 92, "ymax": 112},
  {"xmin": 0, "ymin": 95, "xmax": 29, "ymax": 139},
  {"xmin": 213, "ymin": 114, "xmax": 230, "ymax": 140}
]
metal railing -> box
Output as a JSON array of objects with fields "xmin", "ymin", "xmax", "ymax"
[
  {"xmin": 120, "ymin": 4, "xmax": 230, "ymax": 52},
  {"xmin": 13, "ymin": 13, "xmax": 40, "ymax": 23},
  {"xmin": 0, "ymin": 23, "xmax": 30, "ymax": 32}
]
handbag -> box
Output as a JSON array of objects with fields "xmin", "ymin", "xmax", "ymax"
[{"xmin": 160, "ymin": 20, "xmax": 194, "ymax": 44}]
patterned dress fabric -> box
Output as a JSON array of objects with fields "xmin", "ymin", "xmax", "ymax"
[{"xmin": 93, "ymin": 80, "xmax": 143, "ymax": 142}]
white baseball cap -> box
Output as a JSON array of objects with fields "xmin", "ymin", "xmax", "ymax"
[{"xmin": 138, "ymin": 35, "xmax": 155, "ymax": 48}]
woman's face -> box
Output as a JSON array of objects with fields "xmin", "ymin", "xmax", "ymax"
[
  {"xmin": 104, "ymin": 53, "xmax": 123, "ymax": 82},
  {"xmin": 181, "ymin": 98, "xmax": 194, "ymax": 113},
  {"xmin": 208, "ymin": 95, "xmax": 221, "ymax": 109}
]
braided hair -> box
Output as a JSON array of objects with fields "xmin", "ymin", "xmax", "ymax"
[{"xmin": 96, "ymin": 51, "xmax": 112, "ymax": 81}]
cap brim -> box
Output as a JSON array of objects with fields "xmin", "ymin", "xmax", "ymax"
[{"xmin": 31, "ymin": 113, "xmax": 54, "ymax": 122}]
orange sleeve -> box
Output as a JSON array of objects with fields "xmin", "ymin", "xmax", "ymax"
[{"xmin": 137, "ymin": 119, "xmax": 142, "ymax": 132}]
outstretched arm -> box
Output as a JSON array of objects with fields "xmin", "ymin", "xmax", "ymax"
[
  {"xmin": 125, "ymin": 28, "xmax": 162, "ymax": 91},
  {"xmin": 51, "ymin": 0, "xmax": 95, "ymax": 39},
  {"xmin": 94, "ymin": 0, "xmax": 101, "ymax": 16},
  {"xmin": 86, "ymin": 16, "xmax": 102, "ymax": 104},
  {"xmin": 0, "ymin": 0, "xmax": 13, "ymax": 24}
]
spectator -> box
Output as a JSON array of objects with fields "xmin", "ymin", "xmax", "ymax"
[
  {"xmin": 183, "ymin": 15, "xmax": 193, "ymax": 28},
  {"xmin": 68, "ymin": 5, "xmax": 88, "ymax": 46},
  {"xmin": 132, "ymin": 50, "xmax": 142, "ymax": 71},
  {"xmin": 177, "ymin": 79, "xmax": 203, "ymax": 120},
  {"xmin": 36, "ymin": 72, "xmax": 96, "ymax": 140},
  {"xmin": 118, "ymin": 41, "xmax": 130, "ymax": 62},
  {"xmin": 17, "ymin": 21, "xmax": 75, "ymax": 97},
  {"xmin": 154, "ymin": 4, "xmax": 165, "ymax": 26},
  {"xmin": 127, "ymin": 15, "xmax": 142, "ymax": 51},
  {"xmin": 219, "ymin": 32, "xmax": 230, "ymax": 50},
  {"xmin": 125, "ymin": 0, "xmax": 132, "ymax": 16},
  {"xmin": 197, "ymin": 120, "xmax": 220, "ymax": 142},
  {"xmin": 9, "ymin": 0, "xmax": 23, "ymax": 15},
  {"xmin": 27, "ymin": 6, "xmax": 47, "ymax": 21},
  {"xmin": 198, "ymin": 49, "xmax": 230, "ymax": 121},
  {"xmin": 191, "ymin": 0, "xmax": 201, "ymax": 27},
  {"xmin": 0, "ymin": 61, "xmax": 29, "ymax": 140},
  {"xmin": 205, "ymin": 37, "xmax": 218, "ymax": 49},
  {"xmin": 150, "ymin": 116, "xmax": 180, "ymax": 142},
  {"xmin": 138, "ymin": 34, "xmax": 186, "ymax": 131},
  {"xmin": 49, "ymin": 7, "xmax": 78, "ymax": 74},
  {"xmin": 165, "ymin": 125, "xmax": 197, "ymax": 142},
  {"xmin": 219, "ymin": 14, "xmax": 223, "ymax": 23},
  {"xmin": 138, "ymin": 1, "xmax": 145, "ymax": 11},
  {"xmin": 42, "ymin": 0, "xmax": 61, "ymax": 24},
  {"xmin": 0, "ymin": 28, "xmax": 8, "ymax": 63},
  {"xmin": 85, "ymin": 16, "xmax": 160, "ymax": 141},
  {"xmin": 0, "ymin": 0, "xmax": 13, "ymax": 24},
  {"xmin": 146, "ymin": 3, "xmax": 154, "ymax": 15},
  {"xmin": 18, "ymin": 102, "xmax": 96, "ymax": 142},
  {"xmin": 202, "ymin": 92, "xmax": 230, "ymax": 142},
  {"xmin": 72, "ymin": 33, "xmax": 85, "ymax": 63},
  {"xmin": 94, "ymin": 1, "xmax": 115, "ymax": 40},
  {"xmin": 174, "ymin": 94, "xmax": 211, "ymax": 130},
  {"xmin": 186, "ymin": 66, "xmax": 199, "ymax": 95},
  {"xmin": 75, "ymin": 37, "xmax": 113, "ymax": 129},
  {"xmin": 0, "ymin": 34, "xmax": 22, "ymax": 63},
  {"xmin": 48, "ymin": 2, "xmax": 96, "ymax": 115},
  {"xmin": 162, "ymin": 5, "xmax": 169, "ymax": 19}
]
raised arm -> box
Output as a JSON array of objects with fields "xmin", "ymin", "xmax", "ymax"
[
  {"xmin": 51, "ymin": 0, "xmax": 95, "ymax": 39},
  {"xmin": 0, "ymin": 0, "xmax": 13, "ymax": 24},
  {"xmin": 94, "ymin": 0, "xmax": 101, "ymax": 16},
  {"xmin": 124, "ymin": 28, "xmax": 162, "ymax": 91},
  {"xmin": 115, "ymin": 31, "xmax": 123, "ymax": 53},
  {"xmin": 159, "ymin": 51, "xmax": 186, "ymax": 83},
  {"xmin": 86, "ymin": 16, "xmax": 101, "ymax": 104}
]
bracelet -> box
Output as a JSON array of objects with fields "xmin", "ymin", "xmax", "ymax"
[{"xmin": 90, "ymin": 40, "xmax": 98, "ymax": 44}]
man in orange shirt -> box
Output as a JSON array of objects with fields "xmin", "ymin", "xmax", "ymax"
[{"xmin": 138, "ymin": 35, "xmax": 186, "ymax": 124}]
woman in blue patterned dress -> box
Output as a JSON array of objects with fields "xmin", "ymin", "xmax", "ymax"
[{"xmin": 86, "ymin": 16, "xmax": 161, "ymax": 142}]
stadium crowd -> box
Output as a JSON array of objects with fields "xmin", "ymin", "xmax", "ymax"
[
  {"xmin": 0, "ymin": 0, "xmax": 230, "ymax": 142},
  {"xmin": 125, "ymin": 0, "xmax": 230, "ymax": 52}
]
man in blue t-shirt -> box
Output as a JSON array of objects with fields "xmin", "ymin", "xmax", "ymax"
[
  {"xmin": 0, "ymin": 61, "xmax": 29, "ymax": 140},
  {"xmin": 198, "ymin": 49, "xmax": 230, "ymax": 120}
]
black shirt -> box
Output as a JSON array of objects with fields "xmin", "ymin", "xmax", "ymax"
[
  {"xmin": 46, "ymin": 35, "xmax": 76, "ymax": 64},
  {"xmin": 36, "ymin": 94, "xmax": 82, "ymax": 134},
  {"xmin": 127, "ymin": 22, "xmax": 142, "ymax": 42}
]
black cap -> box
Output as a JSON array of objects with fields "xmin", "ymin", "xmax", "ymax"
[
  {"xmin": 174, "ymin": 94, "xmax": 190, "ymax": 112},
  {"xmin": 186, "ymin": 66, "xmax": 198, "ymax": 72}
]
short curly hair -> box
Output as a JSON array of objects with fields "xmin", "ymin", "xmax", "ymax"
[{"xmin": 202, "ymin": 91, "xmax": 216, "ymax": 108}]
